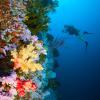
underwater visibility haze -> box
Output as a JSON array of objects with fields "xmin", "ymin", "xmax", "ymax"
[
  {"xmin": 0, "ymin": 0, "xmax": 100, "ymax": 100},
  {"xmin": 49, "ymin": 0, "xmax": 100, "ymax": 100}
]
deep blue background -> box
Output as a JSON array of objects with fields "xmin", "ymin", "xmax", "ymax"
[{"xmin": 49, "ymin": 0, "xmax": 100, "ymax": 100}]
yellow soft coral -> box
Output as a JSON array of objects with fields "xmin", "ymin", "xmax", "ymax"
[{"xmin": 11, "ymin": 44, "xmax": 43, "ymax": 73}]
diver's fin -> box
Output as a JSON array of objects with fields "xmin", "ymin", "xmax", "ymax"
[
  {"xmin": 83, "ymin": 31, "xmax": 93, "ymax": 35},
  {"xmin": 84, "ymin": 41, "xmax": 88, "ymax": 52}
]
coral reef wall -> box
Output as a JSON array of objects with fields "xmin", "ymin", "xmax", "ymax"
[{"xmin": 0, "ymin": 0, "xmax": 58, "ymax": 100}]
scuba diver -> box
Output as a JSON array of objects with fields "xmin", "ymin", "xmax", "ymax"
[
  {"xmin": 62, "ymin": 24, "xmax": 89, "ymax": 51},
  {"xmin": 63, "ymin": 25, "xmax": 80, "ymax": 36}
]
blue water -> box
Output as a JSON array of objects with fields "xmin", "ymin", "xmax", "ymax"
[{"xmin": 50, "ymin": 0, "xmax": 100, "ymax": 100}]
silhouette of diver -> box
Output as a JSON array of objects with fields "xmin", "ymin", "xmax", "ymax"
[
  {"xmin": 63, "ymin": 25, "xmax": 80, "ymax": 36},
  {"xmin": 63, "ymin": 25, "xmax": 89, "ymax": 50}
]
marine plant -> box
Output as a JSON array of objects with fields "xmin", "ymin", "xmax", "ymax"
[{"xmin": 23, "ymin": 0, "xmax": 58, "ymax": 35}]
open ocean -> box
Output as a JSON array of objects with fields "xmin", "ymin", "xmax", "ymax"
[{"xmin": 50, "ymin": 0, "xmax": 100, "ymax": 100}]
